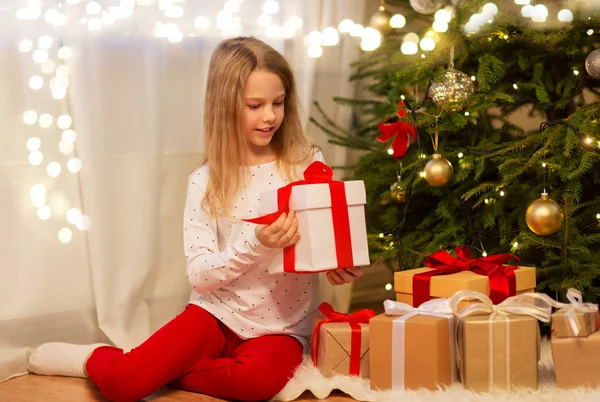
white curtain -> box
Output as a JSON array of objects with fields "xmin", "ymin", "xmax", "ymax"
[{"xmin": 0, "ymin": 0, "xmax": 366, "ymax": 382}]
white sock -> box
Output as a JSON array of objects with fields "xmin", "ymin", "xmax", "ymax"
[{"xmin": 28, "ymin": 342, "xmax": 110, "ymax": 378}]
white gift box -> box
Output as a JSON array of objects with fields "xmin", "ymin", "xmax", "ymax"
[{"xmin": 259, "ymin": 181, "xmax": 370, "ymax": 273}]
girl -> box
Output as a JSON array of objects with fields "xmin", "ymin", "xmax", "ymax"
[{"xmin": 28, "ymin": 37, "xmax": 363, "ymax": 402}]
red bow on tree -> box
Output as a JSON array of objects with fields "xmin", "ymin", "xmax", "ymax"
[{"xmin": 376, "ymin": 100, "xmax": 416, "ymax": 158}]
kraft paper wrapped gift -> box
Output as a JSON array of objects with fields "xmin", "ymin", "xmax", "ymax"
[
  {"xmin": 550, "ymin": 288, "xmax": 598, "ymax": 338},
  {"xmin": 310, "ymin": 303, "xmax": 374, "ymax": 378},
  {"xmin": 552, "ymin": 331, "xmax": 600, "ymax": 388},
  {"xmin": 394, "ymin": 247, "xmax": 536, "ymax": 307},
  {"xmin": 450, "ymin": 290, "xmax": 553, "ymax": 392},
  {"xmin": 246, "ymin": 161, "xmax": 370, "ymax": 274},
  {"xmin": 369, "ymin": 299, "xmax": 456, "ymax": 391}
]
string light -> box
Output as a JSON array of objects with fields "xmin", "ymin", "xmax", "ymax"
[
  {"xmin": 500, "ymin": 190, "xmax": 505, "ymax": 196},
  {"xmin": 58, "ymin": 228, "xmax": 73, "ymax": 244},
  {"xmin": 585, "ymin": 137, "xmax": 593, "ymax": 145},
  {"xmin": 338, "ymin": 19, "xmax": 354, "ymax": 32},
  {"xmin": 322, "ymin": 27, "xmax": 339, "ymax": 46},
  {"xmin": 387, "ymin": 148, "xmax": 394, "ymax": 155},
  {"xmin": 458, "ymin": 152, "xmax": 464, "ymax": 158},
  {"xmin": 378, "ymin": 233, "xmax": 384, "ymax": 238},
  {"xmin": 385, "ymin": 283, "xmax": 393, "ymax": 291},
  {"xmin": 558, "ymin": 9, "xmax": 573, "ymax": 23},
  {"xmin": 521, "ymin": 5, "xmax": 534, "ymax": 18},
  {"xmin": 482, "ymin": 251, "xmax": 488, "ymax": 257},
  {"xmin": 37, "ymin": 205, "xmax": 52, "ymax": 221},
  {"xmin": 27, "ymin": 137, "xmax": 41, "ymax": 152},
  {"xmin": 390, "ymin": 14, "xmax": 406, "ymax": 29},
  {"xmin": 307, "ymin": 45, "xmax": 323, "ymax": 58},
  {"xmin": 573, "ymin": 70, "xmax": 580, "ymax": 76}
]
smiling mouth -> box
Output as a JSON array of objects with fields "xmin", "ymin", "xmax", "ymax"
[{"xmin": 256, "ymin": 127, "xmax": 274, "ymax": 134}]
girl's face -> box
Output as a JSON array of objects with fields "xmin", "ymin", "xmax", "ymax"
[{"xmin": 243, "ymin": 69, "xmax": 285, "ymax": 158}]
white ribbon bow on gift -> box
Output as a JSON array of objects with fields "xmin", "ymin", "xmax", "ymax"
[
  {"xmin": 383, "ymin": 298, "xmax": 457, "ymax": 389},
  {"xmin": 451, "ymin": 290, "xmax": 554, "ymax": 321},
  {"xmin": 550, "ymin": 288, "xmax": 598, "ymax": 336},
  {"xmin": 450, "ymin": 290, "xmax": 553, "ymax": 392}
]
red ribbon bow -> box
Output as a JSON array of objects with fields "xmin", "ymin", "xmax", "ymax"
[
  {"xmin": 244, "ymin": 161, "xmax": 354, "ymax": 273},
  {"xmin": 412, "ymin": 246, "xmax": 520, "ymax": 307},
  {"xmin": 311, "ymin": 302, "xmax": 375, "ymax": 376},
  {"xmin": 376, "ymin": 100, "xmax": 417, "ymax": 159}
]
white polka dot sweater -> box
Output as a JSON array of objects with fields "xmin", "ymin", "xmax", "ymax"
[{"xmin": 183, "ymin": 151, "xmax": 325, "ymax": 349}]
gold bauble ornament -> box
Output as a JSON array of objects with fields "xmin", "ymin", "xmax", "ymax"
[
  {"xmin": 390, "ymin": 176, "xmax": 407, "ymax": 202},
  {"xmin": 430, "ymin": 66, "xmax": 475, "ymax": 112},
  {"xmin": 525, "ymin": 192, "xmax": 563, "ymax": 236},
  {"xmin": 370, "ymin": 5, "xmax": 392, "ymax": 35},
  {"xmin": 424, "ymin": 154, "xmax": 453, "ymax": 187}
]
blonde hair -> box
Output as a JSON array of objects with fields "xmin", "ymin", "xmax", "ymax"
[{"xmin": 201, "ymin": 36, "xmax": 314, "ymax": 217}]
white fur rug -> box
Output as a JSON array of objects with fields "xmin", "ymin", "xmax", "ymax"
[{"xmin": 273, "ymin": 339, "xmax": 600, "ymax": 402}]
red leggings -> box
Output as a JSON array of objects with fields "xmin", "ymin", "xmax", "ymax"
[{"xmin": 85, "ymin": 304, "xmax": 304, "ymax": 402}]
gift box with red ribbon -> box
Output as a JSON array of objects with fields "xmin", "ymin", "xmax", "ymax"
[
  {"xmin": 245, "ymin": 161, "xmax": 370, "ymax": 274},
  {"xmin": 394, "ymin": 246, "xmax": 536, "ymax": 307},
  {"xmin": 311, "ymin": 302, "xmax": 374, "ymax": 378}
]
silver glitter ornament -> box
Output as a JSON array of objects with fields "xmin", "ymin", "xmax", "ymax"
[
  {"xmin": 585, "ymin": 49, "xmax": 600, "ymax": 79},
  {"xmin": 409, "ymin": 0, "xmax": 445, "ymax": 15},
  {"xmin": 430, "ymin": 47, "xmax": 474, "ymax": 112}
]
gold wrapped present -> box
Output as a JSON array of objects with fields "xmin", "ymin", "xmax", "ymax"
[
  {"xmin": 552, "ymin": 331, "xmax": 600, "ymax": 388},
  {"xmin": 394, "ymin": 247, "xmax": 536, "ymax": 307},
  {"xmin": 369, "ymin": 299, "xmax": 456, "ymax": 391},
  {"xmin": 550, "ymin": 288, "xmax": 598, "ymax": 338},
  {"xmin": 310, "ymin": 303, "xmax": 374, "ymax": 378},
  {"xmin": 450, "ymin": 290, "xmax": 554, "ymax": 392}
]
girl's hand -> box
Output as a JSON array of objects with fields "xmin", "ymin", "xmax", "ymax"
[
  {"xmin": 254, "ymin": 211, "xmax": 300, "ymax": 249},
  {"xmin": 326, "ymin": 267, "xmax": 364, "ymax": 286}
]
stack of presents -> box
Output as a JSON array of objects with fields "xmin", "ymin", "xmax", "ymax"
[
  {"xmin": 252, "ymin": 162, "xmax": 600, "ymax": 392},
  {"xmin": 312, "ymin": 256, "xmax": 600, "ymax": 392}
]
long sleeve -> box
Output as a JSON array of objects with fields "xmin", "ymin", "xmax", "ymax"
[{"xmin": 183, "ymin": 168, "xmax": 272, "ymax": 295}]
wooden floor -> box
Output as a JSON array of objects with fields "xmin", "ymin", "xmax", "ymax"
[{"xmin": 0, "ymin": 374, "xmax": 354, "ymax": 401}]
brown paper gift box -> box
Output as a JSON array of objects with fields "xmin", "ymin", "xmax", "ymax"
[
  {"xmin": 457, "ymin": 314, "xmax": 540, "ymax": 392},
  {"xmin": 369, "ymin": 313, "xmax": 453, "ymax": 391},
  {"xmin": 394, "ymin": 266, "xmax": 536, "ymax": 307},
  {"xmin": 551, "ymin": 309, "xmax": 597, "ymax": 338},
  {"xmin": 311, "ymin": 319, "xmax": 370, "ymax": 378},
  {"xmin": 552, "ymin": 331, "xmax": 600, "ymax": 388}
]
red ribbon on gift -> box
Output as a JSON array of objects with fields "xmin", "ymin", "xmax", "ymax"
[
  {"xmin": 376, "ymin": 100, "xmax": 416, "ymax": 159},
  {"xmin": 412, "ymin": 246, "xmax": 520, "ymax": 307},
  {"xmin": 311, "ymin": 302, "xmax": 375, "ymax": 376},
  {"xmin": 244, "ymin": 161, "xmax": 354, "ymax": 273}
]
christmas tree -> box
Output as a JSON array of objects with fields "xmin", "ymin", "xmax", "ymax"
[{"xmin": 312, "ymin": 0, "xmax": 600, "ymax": 302}]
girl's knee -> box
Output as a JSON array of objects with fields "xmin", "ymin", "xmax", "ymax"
[{"xmin": 237, "ymin": 337, "xmax": 303, "ymax": 399}]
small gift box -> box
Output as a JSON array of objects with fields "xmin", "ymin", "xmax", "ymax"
[
  {"xmin": 450, "ymin": 290, "xmax": 554, "ymax": 392},
  {"xmin": 394, "ymin": 246, "xmax": 536, "ymax": 307},
  {"xmin": 369, "ymin": 299, "xmax": 456, "ymax": 391},
  {"xmin": 311, "ymin": 302, "xmax": 374, "ymax": 378},
  {"xmin": 245, "ymin": 161, "xmax": 370, "ymax": 274},
  {"xmin": 552, "ymin": 330, "xmax": 600, "ymax": 388},
  {"xmin": 551, "ymin": 288, "xmax": 598, "ymax": 338}
]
